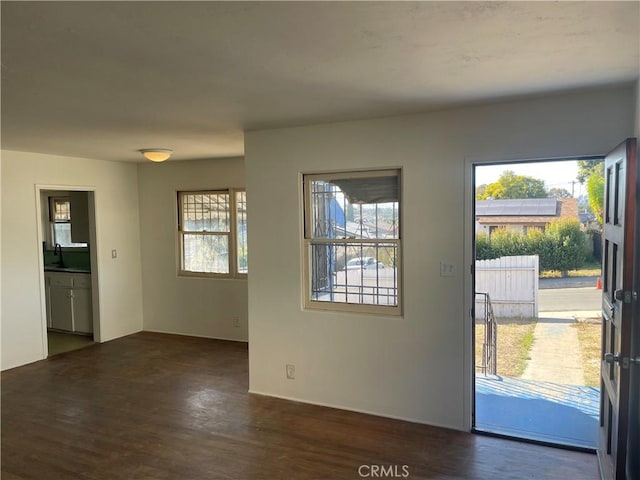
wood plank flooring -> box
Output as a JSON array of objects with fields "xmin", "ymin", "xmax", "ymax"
[{"xmin": 1, "ymin": 332, "xmax": 600, "ymax": 479}]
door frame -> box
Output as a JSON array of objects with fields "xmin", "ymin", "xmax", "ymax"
[
  {"xmin": 463, "ymin": 154, "xmax": 604, "ymax": 433},
  {"xmin": 35, "ymin": 184, "xmax": 101, "ymax": 357}
]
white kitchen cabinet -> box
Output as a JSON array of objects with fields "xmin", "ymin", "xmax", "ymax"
[
  {"xmin": 45, "ymin": 272, "xmax": 93, "ymax": 334},
  {"xmin": 71, "ymin": 276, "xmax": 93, "ymax": 333},
  {"xmin": 49, "ymin": 283, "xmax": 73, "ymax": 331}
]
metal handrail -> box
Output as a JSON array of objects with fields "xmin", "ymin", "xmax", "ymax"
[{"xmin": 475, "ymin": 292, "xmax": 497, "ymax": 375}]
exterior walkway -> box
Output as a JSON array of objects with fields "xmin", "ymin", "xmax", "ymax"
[{"xmin": 521, "ymin": 311, "xmax": 589, "ymax": 385}]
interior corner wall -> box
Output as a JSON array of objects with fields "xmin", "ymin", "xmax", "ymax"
[
  {"xmin": 635, "ymin": 78, "xmax": 640, "ymax": 137},
  {"xmin": 0, "ymin": 150, "xmax": 144, "ymax": 370},
  {"xmin": 137, "ymin": 158, "xmax": 248, "ymax": 341},
  {"xmin": 245, "ymin": 85, "xmax": 635, "ymax": 430}
]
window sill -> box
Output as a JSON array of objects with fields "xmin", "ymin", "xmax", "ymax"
[
  {"xmin": 304, "ymin": 300, "xmax": 402, "ymax": 317},
  {"xmin": 178, "ymin": 271, "xmax": 248, "ymax": 280}
]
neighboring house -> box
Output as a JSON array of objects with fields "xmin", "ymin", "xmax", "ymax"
[
  {"xmin": 579, "ymin": 212, "xmax": 601, "ymax": 231},
  {"xmin": 475, "ymin": 197, "xmax": 579, "ymax": 235}
]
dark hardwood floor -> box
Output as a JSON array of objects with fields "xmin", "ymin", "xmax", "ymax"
[{"xmin": 2, "ymin": 332, "xmax": 600, "ymax": 479}]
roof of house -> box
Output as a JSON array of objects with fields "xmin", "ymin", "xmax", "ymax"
[
  {"xmin": 476, "ymin": 198, "xmax": 558, "ymax": 216},
  {"xmin": 476, "ymin": 198, "xmax": 579, "ymax": 225}
]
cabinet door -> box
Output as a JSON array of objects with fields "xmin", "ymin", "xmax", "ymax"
[
  {"xmin": 45, "ymin": 275, "xmax": 52, "ymax": 329},
  {"xmin": 72, "ymin": 288, "xmax": 93, "ymax": 334},
  {"xmin": 49, "ymin": 287, "xmax": 73, "ymax": 331}
]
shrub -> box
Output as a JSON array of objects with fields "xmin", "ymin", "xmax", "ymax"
[
  {"xmin": 490, "ymin": 228, "xmax": 526, "ymax": 257},
  {"xmin": 475, "ymin": 219, "xmax": 588, "ymax": 275},
  {"xmin": 526, "ymin": 228, "xmax": 555, "ymax": 270},
  {"xmin": 475, "ymin": 232, "xmax": 495, "ymax": 260},
  {"xmin": 545, "ymin": 218, "xmax": 588, "ymax": 273}
]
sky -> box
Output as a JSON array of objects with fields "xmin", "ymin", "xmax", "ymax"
[{"xmin": 475, "ymin": 160, "xmax": 586, "ymax": 198}]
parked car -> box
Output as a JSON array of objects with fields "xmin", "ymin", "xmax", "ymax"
[{"xmin": 345, "ymin": 257, "xmax": 385, "ymax": 270}]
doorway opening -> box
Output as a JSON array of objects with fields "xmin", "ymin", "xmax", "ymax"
[
  {"xmin": 37, "ymin": 187, "xmax": 100, "ymax": 357},
  {"xmin": 472, "ymin": 158, "xmax": 603, "ymax": 449}
]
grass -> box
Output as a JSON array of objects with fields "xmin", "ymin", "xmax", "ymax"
[
  {"xmin": 539, "ymin": 260, "xmax": 602, "ymax": 279},
  {"xmin": 571, "ymin": 318, "xmax": 602, "ymax": 387},
  {"xmin": 476, "ymin": 315, "xmax": 602, "ymax": 386},
  {"xmin": 475, "ymin": 317, "xmax": 537, "ymax": 378}
]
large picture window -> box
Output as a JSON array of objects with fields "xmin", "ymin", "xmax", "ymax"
[
  {"xmin": 303, "ymin": 169, "xmax": 401, "ymax": 315},
  {"xmin": 178, "ymin": 190, "xmax": 247, "ymax": 277}
]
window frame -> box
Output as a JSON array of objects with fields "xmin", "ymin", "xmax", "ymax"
[
  {"xmin": 177, "ymin": 188, "xmax": 247, "ymax": 279},
  {"xmin": 47, "ymin": 196, "xmax": 88, "ymax": 250},
  {"xmin": 302, "ymin": 169, "xmax": 402, "ymax": 316}
]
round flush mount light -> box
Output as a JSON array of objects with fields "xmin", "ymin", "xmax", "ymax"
[{"xmin": 139, "ymin": 149, "xmax": 173, "ymax": 162}]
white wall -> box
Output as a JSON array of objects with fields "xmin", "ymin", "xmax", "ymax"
[
  {"xmin": 1, "ymin": 150, "xmax": 144, "ymax": 370},
  {"xmin": 635, "ymin": 78, "xmax": 640, "ymax": 137},
  {"xmin": 245, "ymin": 85, "xmax": 635, "ymax": 430},
  {"xmin": 137, "ymin": 158, "xmax": 248, "ymax": 341}
]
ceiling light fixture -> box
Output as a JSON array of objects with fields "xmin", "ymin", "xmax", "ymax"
[{"xmin": 140, "ymin": 148, "xmax": 172, "ymax": 162}]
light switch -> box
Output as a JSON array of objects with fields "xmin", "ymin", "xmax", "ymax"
[
  {"xmin": 440, "ymin": 261, "xmax": 456, "ymax": 277},
  {"xmin": 111, "ymin": 249, "xmax": 117, "ymax": 259}
]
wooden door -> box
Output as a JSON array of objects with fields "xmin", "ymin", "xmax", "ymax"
[{"xmin": 598, "ymin": 138, "xmax": 638, "ymax": 480}]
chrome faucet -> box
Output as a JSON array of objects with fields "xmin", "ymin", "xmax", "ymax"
[{"xmin": 54, "ymin": 243, "xmax": 65, "ymax": 267}]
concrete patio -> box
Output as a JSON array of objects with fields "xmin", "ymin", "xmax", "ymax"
[{"xmin": 476, "ymin": 374, "xmax": 599, "ymax": 448}]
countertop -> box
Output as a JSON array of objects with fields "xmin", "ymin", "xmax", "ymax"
[{"xmin": 44, "ymin": 266, "xmax": 91, "ymax": 274}]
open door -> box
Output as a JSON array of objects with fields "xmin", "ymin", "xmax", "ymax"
[{"xmin": 598, "ymin": 138, "xmax": 638, "ymax": 480}]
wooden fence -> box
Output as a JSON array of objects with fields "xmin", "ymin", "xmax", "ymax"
[{"xmin": 475, "ymin": 255, "xmax": 539, "ymax": 319}]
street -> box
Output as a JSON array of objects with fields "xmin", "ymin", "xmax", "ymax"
[{"xmin": 538, "ymin": 286, "xmax": 602, "ymax": 312}]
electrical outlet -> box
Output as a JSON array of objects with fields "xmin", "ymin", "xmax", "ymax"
[
  {"xmin": 286, "ymin": 364, "xmax": 295, "ymax": 380},
  {"xmin": 233, "ymin": 316, "xmax": 240, "ymax": 328},
  {"xmin": 440, "ymin": 261, "xmax": 456, "ymax": 277}
]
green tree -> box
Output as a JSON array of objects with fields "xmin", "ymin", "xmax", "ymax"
[
  {"xmin": 475, "ymin": 184, "xmax": 488, "ymax": 199},
  {"xmin": 587, "ymin": 171, "xmax": 605, "ymax": 223},
  {"xmin": 547, "ymin": 187, "xmax": 572, "ymax": 199},
  {"xmin": 577, "ymin": 159, "xmax": 604, "ymax": 184},
  {"xmin": 478, "ymin": 170, "xmax": 547, "ymax": 200}
]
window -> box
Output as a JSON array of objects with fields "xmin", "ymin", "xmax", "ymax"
[
  {"xmin": 303, "ymin": 169, "xmax": 401, "ymax": 315},
  {"xmin": 178, "ymin": 190, "xmax": 247, "ymax": 277},
  {"xmin": 49, "ymin": 197, "xmax": 87, "ymax": 248}
]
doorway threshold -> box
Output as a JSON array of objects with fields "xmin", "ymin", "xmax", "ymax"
[{"xmin": 475, "ymin": 374, "xmax": 598, "ymax": 449}]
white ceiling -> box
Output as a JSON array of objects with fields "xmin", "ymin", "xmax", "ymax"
[{"xmin": 1, "ymin": 1, "xmax": 638, "ymax": 162}]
